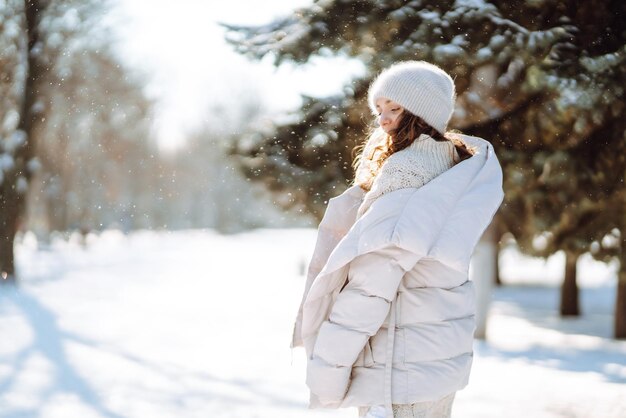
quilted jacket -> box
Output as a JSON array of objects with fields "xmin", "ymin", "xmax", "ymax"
[{"xmin": 290, "ymin": 134, "xmax": 504, "ymax": 418}]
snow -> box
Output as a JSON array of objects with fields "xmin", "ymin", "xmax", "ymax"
[
  {"xmin": 417, "ymin": 9, "xmax": 441, "ymax": 24},
  {"xmin": 2, "ymin": 229, "xmax": 626, "ymax": 418},
  {"xmin": 15, "ymin": 176, "xmax": 28, "ymax": 194},
  {"xmin": 488, "ymin": 34, "xmax": 507, "ymax": 50},
  {"xmin": 0, "ymin": 154, "xmax": 15, "ymax": 172},
  {"xmin": 2, "ymin": 109, "xmax": 20, "ymax": 132},
  {"xmin": 432, "ymin": 44, "xmax": 466, "ymax": 61},
  {"xmin": 3, "ymin": 130, "xmax": 26, "ymax": 154},
  {"xmin": 454, "ymin": 0, "xmax": 492, "ymax": 10}
]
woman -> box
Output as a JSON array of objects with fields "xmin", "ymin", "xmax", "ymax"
[{"xmin": 290, "ymin": 61, "xmax": 504, "ymax": 418}]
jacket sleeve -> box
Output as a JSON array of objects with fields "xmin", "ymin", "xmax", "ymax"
[
  {"xmin": 292, "ymin": 186, "xmax": 364, "ymax": 348},
  {"xmin": 305, "ymin": 244, "xmax": 422, "ymax": 405},
  {"xmin": 291, "ymin": 222, "xmax": 346, "ymax": 348}
]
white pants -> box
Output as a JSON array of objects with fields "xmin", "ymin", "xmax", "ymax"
[
  {"xmin": 362, "ymin": 405, "xmax": 387, "ymax": 418},
  {"xmin": 361, "ymin": 392, "xmax": 456, "ymax": 418}
]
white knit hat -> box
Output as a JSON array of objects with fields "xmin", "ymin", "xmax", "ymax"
[{"xmin": 368, "ymin": 61, "xmax": 456, "ymax": 135}]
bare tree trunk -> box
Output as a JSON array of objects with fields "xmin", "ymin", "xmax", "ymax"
[
  {"xmin": 560, "ymin": 251, "xmax": 580, "ymax": 316},
  {"xmin": 473, "ymin": 220, "xmax": 498, "ymax": 340},
  {"xmin": 615, "ymin": 239, "xmax": 626, "ymax": 339},
  {"xmin": 0, "ymin": 200, "xmax": 19, "ymax": 283},
  {"xmin": 0, "ymin": 0, "xmax": 48, "ymax": 284},
  {"xmin": 494, "ymin": 248, "xmax": 502, "ymax": 286},
  {"xmin": 493, "ymin": 217, "xmax": 502, "ymax": 286}
]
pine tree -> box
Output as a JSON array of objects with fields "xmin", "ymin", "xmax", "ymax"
[{"xmin": 222, "ymin": 0, "xmax": 626, "ymax": 338}]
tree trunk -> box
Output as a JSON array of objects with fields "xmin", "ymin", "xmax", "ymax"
[
  {"xmin": 473, "ymin": 221, "xmax": 498, "ymax": 340},
  {"xmin": 493, "ymin": 217, "xmax": 502, "ymax": 286},
  {"xmin": 0, "ymin": 195, "xmax": 19, "ymax": 283},
  {"xmin": 0, "ymin": 0, "xmax": 47, "ymax": 283},
  {"xmin": 615, "ymin": 241, "xmax": 626, "ymax": 339},
  {"xmin": 494, "ymin": 249, "xmax": 502, "ymax": 286},
  {"xmin": 560, "ymin": 251, "xmax": 580, "ymax": 316}
]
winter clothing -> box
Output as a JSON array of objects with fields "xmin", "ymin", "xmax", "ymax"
[
  {"xmin": 356, "ymin": 133, "xmax": 460, "ymax": 219},
  {"xmin": 364, "ymin": 392, "xmax": 456, "ymax": 418},
  {"xmin": 290, "ymin": 133, "xmax": 504, "ymax": 418},
  {"xmin": 367, "ymin": 61, "xmax": 456, "ymax": 135}
]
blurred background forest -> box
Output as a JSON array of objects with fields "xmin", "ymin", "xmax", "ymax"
[
  {"xmin": 0, "ymin": 0, "xmax": 318, "ymax": 243},
  {"xmin": 0, "ymin": 0, "xmax": 626, "ymax": 312},
  {"xmin": 3, "ymin": 0, "xmax": 624, "ymax": 336},
  {"xmin": 0, "ymin": 1, "xmax": 625, "ymax": 417}
]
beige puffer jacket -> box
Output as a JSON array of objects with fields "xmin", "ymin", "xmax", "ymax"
[{"xmin": 290, "ymin": 134, "xmax": 504, "ymax": 418}]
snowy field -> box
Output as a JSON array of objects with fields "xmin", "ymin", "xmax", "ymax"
[{"xmin": 2, "ymin": 229, "xmax": 625, "ymax": 418}]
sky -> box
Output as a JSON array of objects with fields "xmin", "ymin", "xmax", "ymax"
[{"xmin": 106, "ymin": 0, "xmax": 365, "ymax": 151}]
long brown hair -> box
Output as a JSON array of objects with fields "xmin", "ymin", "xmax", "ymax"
[{"xmin": 352, "ymin": 110, "xmax": 475, "ymax": 191}]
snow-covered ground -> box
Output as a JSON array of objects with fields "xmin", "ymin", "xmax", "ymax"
[{"xmin": 2, "ymin": 229, "xmax": 625, "ymax": 418}]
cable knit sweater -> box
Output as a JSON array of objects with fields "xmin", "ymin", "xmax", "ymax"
[{"xmin": 356, "ymin": 134, "xmax": 460, "ymax": 220}]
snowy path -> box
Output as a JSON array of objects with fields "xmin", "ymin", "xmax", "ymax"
[{"xmin": 1, "ymin": 229, "xmax": 625, "ymax": 418}]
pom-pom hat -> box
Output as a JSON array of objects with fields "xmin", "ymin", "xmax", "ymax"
[{"xmin": 368, "ymin": 61, "xmax": 456, "ymax": 135}]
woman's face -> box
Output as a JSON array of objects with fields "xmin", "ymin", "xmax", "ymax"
[{"xmin": 375, "ymin": 98, "xmax": 404, "ymax": 134}]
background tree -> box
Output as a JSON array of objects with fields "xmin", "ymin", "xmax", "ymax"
[
  {"xmin": 0, "ymin": 0, "xmax": 30, "ymax": 283},
  {"xmin": 0, "ymin": 0, "xmax": 51, "ymax": 283},
  {"xmin": 157, "ymin": 100, "xmax": 315, "ymax": 233},
  {"xmin": 24, "ymin": 53, "xmax": 312, "ymax": 239},
  {"xmin": 0, "ymin": 0, "xmax": 156, "ymax": 281},
  {"xmin": 222, "ymin": 0, "xmax": 626, "ymax": 337},
  {"xmin": 26, "ymin": 43, "xmax": 158, "ymax": 236}
]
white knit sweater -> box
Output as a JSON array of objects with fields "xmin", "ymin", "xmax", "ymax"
[{"xmin": 356, "ymin": 134, "xmax": 460, "ymax": 219}]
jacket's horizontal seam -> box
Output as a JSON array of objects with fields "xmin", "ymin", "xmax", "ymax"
[
  {"xmin": 351, "ymin": 351, "xmax": 474, "ymax": 369},
  {"xmin": 346, "ymin": 289, "xmax": 394, "ymax": 304},
  {"xmin": 396, "ymin": 314, "xmax": 475, "ymax": 327},
  {"xmin": 312, "ymin": 353, "xmax": 352, "ymax": 369},
  {"xmin": 398, "ymin": 282, "xmax": 472, "ymax": 292},
  {"xmin": 402, "ymin": 352, "xmax": 474, "ymax": 363},
  {"xmin": 326, "ymin": 318, "xmax": 380, "ymax": 337},
  {"xmin": 399, "ymin": 257, "xmax": 469, "ymax": 275}
]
